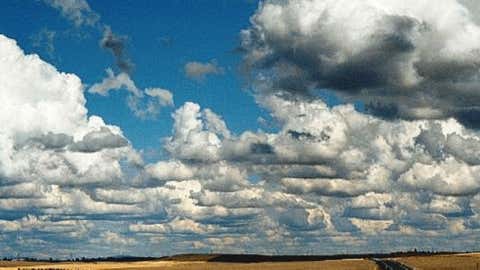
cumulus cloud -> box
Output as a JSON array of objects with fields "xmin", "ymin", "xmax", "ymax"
[
  {"xmin": 144, "ymin": 92, "xmax": 480, "ymax": 251},
  {"xmin": 7, "ymin": 0, "xmax": 480, "ymax": 257},
  {"xmin": 399, "ymin": 158, "xmax": 480, "ymax": 196},
  {"xmin": 242, "ymin": 0, "xmax": 480, "ymax": 126},
  {"xmin": 0, "ymin": 34, "xmax": 139, "ymax": 187},
  {"xmin": 165, "ymin": 102, "xmax": 224, "ymax": 162},
  {"xmin": 4, "ymin": 30, "xmax": 480, "ymax": 254},
  {"xmin": 184, "ymin": 60, "xmax": 224, "ymax": 81}
]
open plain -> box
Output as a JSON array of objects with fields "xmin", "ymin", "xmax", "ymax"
[
  {"xmin": 396, "ymin": 253, "xmax": 480, "ymax": 270},
  {"xmin": 4, "ymin": 253, "xmax": 480, "ymax": 270}
]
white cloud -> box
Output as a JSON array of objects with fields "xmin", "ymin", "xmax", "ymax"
[
  {"xmin": 88, "ymin": 69, "xmax": 140, "ymax": 96},
  {"xmin": 152, "ymin": 95, "xmax": 480, "ymax": 250},
  {"xmin": 399, "ymin": 158, "xmax": 480, "ymax": 196},
  {"xmin": 88, "ymin": 69, "xmax": 174, "ymax": 119},
  {"xmin": 145, "ymin": 88, "xmax": 174, "ymax": 107},
  {"xmin": 0, "ymin": 35, "xmax": 137, "ymax": 186},
  {"xmin": 165, "ymin": 102, "xmax": 223, "ymax": 162},
  {"xmin": 5, "ymin": 1, "xmax": 480, "ymax": 255},
  {"xmin": 0, "ymin": 215, "xmax": 92, "ymax": 238},
  {"xmin": 130, "ymin": 217, "xmax": 219, "ymax": 234},
  {"xmin": 91, "ymin": 231, "xmax": 137, "ymax": 246},
  {"xmin": 145, "ymin": 160, "xmax": 195, "ymax": 182},
  {"xmin": 350, "ymin": 218, "xmax": 394, "ymax": 235}
]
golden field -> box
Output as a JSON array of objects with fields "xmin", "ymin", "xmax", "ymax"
[
  {"xmin": 3, "ymin": 253, "xmax": 480, "ymax": 270},
  {"xmin": 396, "ymin": 253, "xmax": 480, "ymax": 270},
  {"xmin": 0, "ymin": 259, "xmax": 378, "ymax": 270}
]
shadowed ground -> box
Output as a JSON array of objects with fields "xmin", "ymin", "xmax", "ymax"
[{"xmin": 0, "ymin": 259, "xmax": 377, "ymax": 270}]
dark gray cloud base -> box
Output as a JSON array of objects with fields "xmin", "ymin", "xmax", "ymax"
[{"xmin": 100, "ymin": 26, "xmax": 134, "ymax": 75}]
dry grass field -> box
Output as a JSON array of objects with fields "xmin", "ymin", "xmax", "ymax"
[
  {"xmin": 0, "ymin": 259, "xmax": 378, "ymax": 270},
  {"xmin": 5, "ymin": 253, "xmax": 480, "ymax": 270},
  {"xmin": 396, "ymin": 253, "xmax": 480, "ymax": 270}
]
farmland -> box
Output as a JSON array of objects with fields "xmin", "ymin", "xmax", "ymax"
[
  {"xmin": 396, "ymin": 253, "xmax": 480, "ymax": 270},
  {"xmin": 3, "ymin": 253, "xmax": 480, "ymax": 270}
]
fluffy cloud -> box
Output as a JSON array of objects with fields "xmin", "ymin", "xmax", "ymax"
[
  {"xmin": 4, "ymin": 30, "xmax": 480, "ymax": 255},
  {"xmin": 5, "ymin": 0, "xmax": 480, "ymax": 257},
  {"xmin": 164, "ymin": 102, "xmax": 224, "ymax": 162},
  {"xmin": 144, "ymin": 160, "xmax": 194, "ymax": 182},
  {"xmin": 242, "ymin": 0, "xmax": 480, "ymax": 126},
  {"xmin": 130, "ymin": 218, "xmax": 220, "ymax": 234},
  {"xmin": 0, "ymin": 34, "xmax": 143, "ymax": 222},
  {"xmin": 141, "ymin": 92, "xmax": 480, "ymax": 252}
]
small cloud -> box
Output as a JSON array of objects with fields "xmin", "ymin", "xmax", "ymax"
[
  {"xmin": 100, "ymin": 26, "xmax": 134, "ymax": 74},
  {"xmin": 88, "ymin": 68, "xmax": 140, "ymax": 96},
  {"xmin": 31, "ymin": 28, "xmax": 56, "ymax": 59},
  {"xmin": 157, "ymin": 36, "xmax": 173, "ymax": 47},
  {"xmin": 184, "ymin": 60, "xmax": 224, "ymax": 81},
  {"xmin": 91, "ymin": 231, "xmax": 137, "ymax": 246},
  {"xmin": 43, "ymin": 0, "xmax": 99, "ymax": 27},
  {"xmin": 89, "ymin": 69, "xmax": 174, "ymax": 119},
  {"xmin": 145, "ymin": 88, "xmax": 174, "ymax": 107}
]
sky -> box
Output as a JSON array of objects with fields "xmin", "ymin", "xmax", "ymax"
[{"xmin": 1, "ymin": 0, "xmax": 480, "ymax": 258}]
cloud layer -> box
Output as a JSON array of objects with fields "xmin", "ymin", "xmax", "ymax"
[{"xmin": 3, "ymin": 0, "xmax": 480, "ymax": 259}]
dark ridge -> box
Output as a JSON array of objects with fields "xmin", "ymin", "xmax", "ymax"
[
  {"xmin": 203, "ymin": 252, "xmax": 455, "ymax": 263},
  {"xmin": 1, "ymin": 250, "xmax": 471, "ymax": 263}
]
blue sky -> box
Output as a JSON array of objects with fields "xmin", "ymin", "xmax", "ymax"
[
  {"xmin": 2, "ymin": 0, "xmax": 480, "ymax": 258},
  {"xmin": 0, "ymin": 0, "xmax": 263, "ymax": 158}
]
